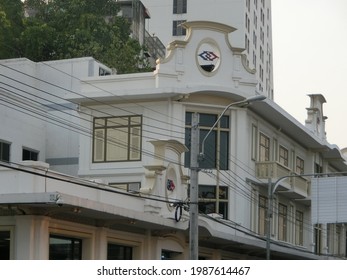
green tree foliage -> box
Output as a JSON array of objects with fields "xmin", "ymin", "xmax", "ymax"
[
  {"xmin": 0, "ymin": 0, "xmax": 24, "ymax": 58},
  {"xmin": 0, "ymin": 0, "xmax": 150, "ymax": 73}
]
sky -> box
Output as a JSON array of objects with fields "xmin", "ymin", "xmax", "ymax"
[{"xmin": 271, "ymin": 0, "xmax": 347, "ymax": 149}]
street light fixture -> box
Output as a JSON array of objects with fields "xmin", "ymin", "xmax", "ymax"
[
  {"xmin": 200, "ymin": 95, "xmax": 266, "ymax": 159},
  {"xmin": 189, "ymin": 94, "xmax": 266, "ymax": 260}
]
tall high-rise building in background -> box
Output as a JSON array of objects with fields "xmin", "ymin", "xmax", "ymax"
[{"xmin": 141, "ymin": 0, "xmax": 273, "ymax": 99}]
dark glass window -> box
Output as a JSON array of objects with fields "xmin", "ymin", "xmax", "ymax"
[
  {"xmin": 278, "ymin": 204, "xmax": 288, "ymax": 241},
  {"xmin": 259, "ymin": 133, "xmax": 270, "ymax": 161},
  {"xmin": 107, "ymin": 243, "xmax": 132, "ymax": 260},
  {"xmin": 279, "ymin": 145, "xmax": 288, "ymax": 166},
  {"xmin": 161, "ymin": 249, "xmax": 182, "ymax": 259},
  {"xmin": 197, "ymin": 185, "xmax": 228, "ymax": 219},
  {"xmin": 258, "ymin": 196, "xmax": 268, "ymax": 236},
  {"xmin": 0, "ymin": 231, "xmax": 10, "ymax": 260},
  {"xmin": 173, "ymin": 0, "xmax": 187, "ymax": 14},
  {"xmin": 0, "ymin": 141, "xmax": 10, "ymax": 162},
  {"xmin": 295, "ymin": 211, "xmax": 304, "ymax": 246},
  {"xmin": 22, "ymin": 148, "xmax": 38, "ymax": 161},
  {"xmin": 296, "ymin": 157, "xmax": 304, "ymax": 174},
  {"xmin": 49, "ymin": 235, "xmax": 82, "ymax": 260},
  {"xmin": 172, "ymin": 20, "xmax": 186, "ymax": 36},
  {"xmin": 185, "ymin": 112, "xmax": 229, "ymax": 170}
]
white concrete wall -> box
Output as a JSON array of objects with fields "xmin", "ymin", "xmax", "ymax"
[{"xmin": 0, "ymin": 59, "xmax": 46, "ymax": 163}]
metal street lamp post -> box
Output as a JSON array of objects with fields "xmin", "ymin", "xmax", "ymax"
[{"xmin": 189, "ymin": 95, "xmax": 266, "ymax": 260}]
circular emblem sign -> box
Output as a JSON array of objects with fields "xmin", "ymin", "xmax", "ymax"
[{"xmin": 197, "ymin": 41, "xmax": 221, "ymax": 74}]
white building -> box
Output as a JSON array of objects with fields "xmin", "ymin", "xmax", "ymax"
[
  {"xmin": 141, "ymin": 0, "xmax": 273, "ymax": 98},
  {"xmin": 0, "ymin": 57, "xmax": 111, "ymax": 176},
  {"xmin": 0, "ymin": 21, "xmax": 346, "ymax": 260}
]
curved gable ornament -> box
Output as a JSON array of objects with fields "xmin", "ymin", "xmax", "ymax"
[
  {"xmin": 155, "ymin": 20, "xmax": 258, "ymax": 92},
  {"xmin": 159, "ymin": 21, "xmax": 236, "ymax": 65},
  {"xmin": 142, "ymin": 140, "xmax": 189, "ymax": 195},
  {"xmin": 182, "ymin": 21, "xmax": 237, "ymax": 40},
  {"xmin": 142, "ymin": 140, "xmax": 189, "ymax": 218}
]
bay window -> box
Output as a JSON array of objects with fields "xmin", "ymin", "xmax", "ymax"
[
  {"xmin": 185, "ymin": 112, "xmax": 229, "ymax": 170},
  {"xmin": 93, "ymin": 115, "xmax": 142, "ymax": 162}
]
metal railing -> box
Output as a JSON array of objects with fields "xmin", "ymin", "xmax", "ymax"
[
  {"xmin": 255, "ymin": 161, "xmax": 309, "ymax": 198},
  {"xmin": 144, "ymin": 30, "xmax": 166, "ymax": 60}
]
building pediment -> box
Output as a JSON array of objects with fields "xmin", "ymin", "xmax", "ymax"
[
  {"xmin": 154, "ymin": 21, "xmax": 258, "ymax": 99},
  {"xmin": 68, "ymin": 21, "xmax": 259, "ymax": 105}
]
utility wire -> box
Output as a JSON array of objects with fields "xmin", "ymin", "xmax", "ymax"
[
  {"xmin": 201, "ymin": 214, "xmax": 340, "ymax": 259},
  {"xmin": 0, "ymin": 61, "xmax": 336, "ymax": 240},
  {"xmin": 0, "ymin": 97, "xmax": 186, "ymax": 169},
  {"xmin": 0, "ymin": 160, "xmax": 185, "ymax": 205},
  {"xmin": 0, "ymin": 71, "xmax": 186, "ymax": 139},
  {"xmin": 0, "ymin": 63, "xmax": 186, "ymax": 136}
]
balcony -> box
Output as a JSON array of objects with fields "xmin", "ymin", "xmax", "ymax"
[
  {"xmin": 144, "ymin": 30, "xmax": 166, "ymax": 66},
  {"xmin": 255, "ymin": 161, "xmax": 310, "ymax": 200}
]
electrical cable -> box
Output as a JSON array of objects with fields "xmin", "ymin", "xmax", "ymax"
[
  {"xmin": 201, "ymin": 213, "xmax": 341, "ymax": 259},
  {"xmin": 0, "ymin": 58, "xmax": 340, "ymax": 244},
  {"xmin": 0, "ymin": 71, "xmax": 186, "ymax": 139},
  {"xmin": 0, "ymin": 160, "xmax": 185, "ymax": 205},
  {"xmin": 0, "ymin": 63, "xmax": 186, "ymax": 136},
  {"xmin": 0, "ymin": 82, "xmax": 187, "ymax": 168}
]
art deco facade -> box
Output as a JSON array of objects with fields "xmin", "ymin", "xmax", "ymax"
[
  {"xmin": 0, "ymin": 21, "xmax": 346, "ymax": 260},
  {"xmin": 141, "ymin": 0, "xmax": 273, "ymax": 98}
]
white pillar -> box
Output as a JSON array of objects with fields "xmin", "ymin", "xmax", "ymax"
[
  {"xmin": 95, "ymin": 227, "xmax": 108, "ymax": 260},
  {"xmin": 14, "ymin": 216, "xmax": 50, "ymax": 260}
]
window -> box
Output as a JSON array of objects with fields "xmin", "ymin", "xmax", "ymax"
[
  {"xmin": 246, "ymin": 0, "xmax": 250, "ymax": 12},
  {"xmin": 0, "ymin": 231, "xmax": 10, "ymax": 260},
  {"xmin": 278, "ymin": 203, "xmax": 287, "ymax": 241},
  {"xmin": 259, "ymin": 133, "xmax": 270, "ymax": 161},
  {"xmin": 22, "ymin": 148, "xmax": 38, "ymax": 161},
  {"xmin": 198, "ymin": 185, "xmax": 228, "ymax": 219},
  {"xmin": 258, "ymin": 195, "xmax": 268, "ymax": 236},
  {"xmin": 109, "ymin": 182, "xmax": 140, "ymax": 193},
  {"xmin": 185, "ymin": 112, "xmax": 229, "ymax": 170},
  {"xmin": 172, "ymin": 20, "xmax": 186, "ymax": 36},
  {"xmin": 315, "ymin": 163, "xmax": 323, "ymax": 175},
  {"xmin": 314, "ymin": 224, "xmax": 323, "ymax": 254},
  {"xmin": 252, "ymin": 50, "xmax": 256, "ymax": 67},
  {"xmin": 253, "ymin": 31, "xmax": 257, "ymax": 48},
  {"xmin": 336, "ymin": 224, "xmax": 342, "ymax": 255},
  {"xmin": 107, "ymin": 243, "xmax": 132, "ymax": 260},
  {"xmin": 261, "ymin": 9, "xmax": 265, "ymax": 25},
  {"xmin": 93, "ymin": 116, "xmax": 142, "ymax": 162},
  {"xmin": 259, "ymin": 65, "xmax": 264, "ymax": 82},
  {"xmin": 260, "ymin": 45, "xmax": 264, "ymax": 62},
  {"xmin": 173, "ymin": 0, "xmax": 187, "ymax": 14},
  {"xmin": 161, "ymin": 249, "xmax": 182, "ymax": 260},
  {"xmin": 0, "ymin": 141, "xmax": 10, "ymax": 162},
  {"xmin": 296, "ymin": 157, "xmax": 304, "ymax": 174},
  {"xmin": 279, "ymin": 146, "xmax": 288, "ymax": 167},
  {"xmin": 245, "ymin": 35, "xmax": 249, "ymax": 53},
  {"xmin": 49, "ymin": 235, "xmax": 82, "ymax": 260},
  {"xmin": 251, "ymin": 125, "xmax": 258, "ymax": 160},
  {"xmin": 295, "ymin": 211, "xmax": 304, "ymax": 246}
]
